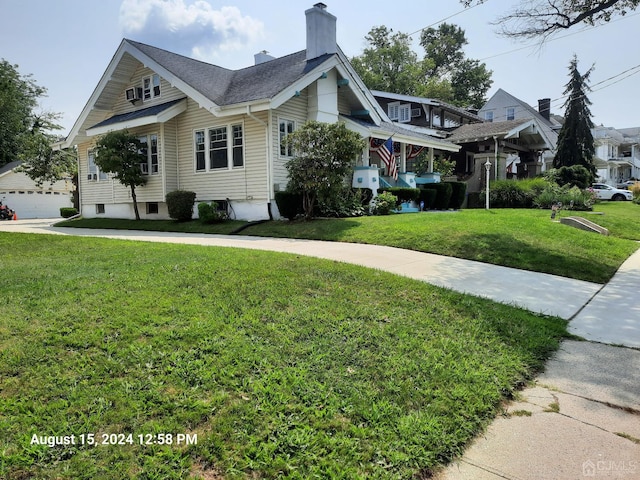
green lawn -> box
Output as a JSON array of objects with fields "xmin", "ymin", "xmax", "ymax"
[
  {"xmin": 0, "ymin": 233, "xmax": 569, "ymax": 479},
  {"xmin": 241, "ymin": 206, "xmax": 639, "ymax": 284}
]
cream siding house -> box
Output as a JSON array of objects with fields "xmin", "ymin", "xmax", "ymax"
[{"xmin": 59, "ymin": 3, "xmax": 458, "ymax": 221}]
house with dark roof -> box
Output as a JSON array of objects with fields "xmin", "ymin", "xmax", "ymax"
[
  {"xmin": 445, "ymin": 89, "xmax": 559, "ymax": 193},
  {"xmin": 59, "ymin": 3, "xmax": 459, "ymax": 221}
]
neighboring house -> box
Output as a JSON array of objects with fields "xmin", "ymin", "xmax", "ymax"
[
  {"xmin": 447, "ymin": 118, "xmax": 557, "ymax": 193},
  {"xmin": 371, "ymin": 90, "xmax": 482, "ymax": 138},
  {"xmin": 593, "ymin": 125, "xmax": 640, "ymax": 184},
  {"xmin": 58, "ymin": 3, "xmax": 458, "ymax": 221},
  {"xmin": 0, "ymin": 161, "xmax": 74, "ymax": 218}
]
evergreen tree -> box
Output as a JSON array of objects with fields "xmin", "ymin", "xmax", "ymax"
[{"xmin": 553, "ymin": 55, "xmax": 596, "ymax": 180}]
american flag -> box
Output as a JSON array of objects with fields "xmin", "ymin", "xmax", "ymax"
[{"xmin": 370, "ymin": 137, "xmax": 398, "ymax": 180}]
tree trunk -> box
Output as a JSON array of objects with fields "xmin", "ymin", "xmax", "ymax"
[{"xmin": 131, "ymin": 185, "xmax": 141, "ymax": 220}]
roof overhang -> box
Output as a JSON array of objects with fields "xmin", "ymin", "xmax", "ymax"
[
  {"xmin": 86, "ymin": 98, "xmax": 187, "ymax": 137},
  {"xmin": 341, "ymin": 116, "xmax": 460, "ymax": 152}
]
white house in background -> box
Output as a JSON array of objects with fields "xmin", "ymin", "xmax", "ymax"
[
  {"xmin": 593, "ymin": 125, "xmax": 640, "ymax": 184},
  {"xmin": 57, "ymin": 3, "xmax": 458, "ymax": 221},
  {"xmin": 478, "ymin": 89, "xmax": 560, "ymax": 173},
  {"xmin": 0, "ymin": 161, "xmax": 73, "ymax": 218}
]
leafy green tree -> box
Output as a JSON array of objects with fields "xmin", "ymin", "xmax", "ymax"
[
  {"xmin": 0, "ymin": 60, "xmax": 46, "ymax": 167},
  {"xmin": 553, "ymin": 56, "xmax": 596, "ymax": 180},
  {"xmin": 94, "ymin": 130, "xmax": 148, "ymax": 220},
  {"xmin": 350, "ymin": 26, "xmax": 424, "ymax": 95},
  {"xmin": 285, "ymin": 121, "xmax": 366, "ymax": 220},
  {"xmin": 351, "ymin": 24, "xmax": 492, "ymax": 108},
  {"xmin": 461, "ymin": 0, "xmax": 639, "ymax": 39}
]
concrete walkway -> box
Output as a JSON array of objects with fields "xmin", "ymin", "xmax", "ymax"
[{"xmin": 2, "ymin": 218, "xmax": 639, "ymax": 479}]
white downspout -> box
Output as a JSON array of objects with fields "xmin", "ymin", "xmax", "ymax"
[{"xmin": 493, "ymin": 136, "xmax": 499, "ymax": 180}]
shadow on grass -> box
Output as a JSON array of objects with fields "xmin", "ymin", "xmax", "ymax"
[{"xmin": 454, "ymin": 232, "xmax": 616, "ymax": 284}]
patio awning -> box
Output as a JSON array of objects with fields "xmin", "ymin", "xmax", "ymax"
[{"xmin": 86, "ymin": 98, "xmax": 187, "ymax": 136}]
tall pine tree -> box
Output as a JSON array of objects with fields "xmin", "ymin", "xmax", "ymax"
[{"xmin": 553, "ymin": 55, "xmax": 596, "ymax": 179}]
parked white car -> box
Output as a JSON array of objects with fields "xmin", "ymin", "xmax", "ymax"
[{"xmin": 591, "ymin": 183, "xmax": 634, "ymax": 201}]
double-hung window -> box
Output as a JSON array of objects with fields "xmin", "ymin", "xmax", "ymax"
[
  {"xmin": 143, "ymin": 74, "xmax": 161, "ymax": 101},
  {"xmin": 506, "ymin": 107, "xmax": 515, "ymax": 121},
  {"xmin": 484, "ymin": 111, "xmax": 494, "ymax": 122},
  {"xmin": 88, "ymin": 150, "xmax": 107, "ymax": 181},
  {"xmin": 195, "ymin": 124, "xmax": 244, "ymax": 172},
  {"xmin": 138, "ymin": 134, "xmax": 159, "ymax": 175},
  {"xmin": 388, "ymin": 102, "xmax": 411, "ymax": 123},
  {"xmin": 279, "ymin": 119, "xmax": 295, "ymax": 157}
]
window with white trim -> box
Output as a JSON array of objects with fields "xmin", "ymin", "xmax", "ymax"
[
  {"xmin": 484, "ymin": 111, "xmax": 494, "ymax": 122},
  {"xmin": 388, "ymin": 102, "xmax": 411, "ymax": 123},
  {"xmin": 194, "ymin": 123, "xmax": 244, "ymax": 172},
  {"xmin": 506, "ymin": 107, "xmax": 515, "ymax": 121},
  {"xmin": 142, "ymin": 74, "xmax": 161, "ymax": 101},
  {"xmin": 87, "ymin": 150, "xmax": 107, "ymax": 181},
  {"xmin": 138, "ymin": 134, "xmax": 159, "ymax": 175},
  {"xmin": 279, "ymin": 119, "xmax": 295, "ymax": 157},
  {"xmin": 388, "ymin": 102, "xmax": 399, "ymax": 120}
]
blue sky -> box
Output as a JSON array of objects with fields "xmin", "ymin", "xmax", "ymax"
[{"xmin": 1, "ymin": 0, "xmax": 639, "ymax": 135}]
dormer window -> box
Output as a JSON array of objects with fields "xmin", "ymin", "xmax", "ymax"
[
  {"xmin": 388, "ymin": 102, "xmax": 411, "ymax": 123},
  {"xmin": 142, "ymin": 74, "xmax": 161, "ymax": 101}
]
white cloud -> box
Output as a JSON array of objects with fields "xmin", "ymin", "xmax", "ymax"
[{"xmin": 119, "ymin": 0, "xmax": 264, "ymax": 61}]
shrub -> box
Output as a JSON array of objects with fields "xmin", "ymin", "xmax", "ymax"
[
  {"xmin": 446, "ymin": 181, "xmax": 467, "ymax": 209},
  {"xmin": 377, "ymin": 187, "xmax": 420, "ymax": 203},
  {"xmin": 466, "ymin": 191, "xmax": 482, "ymax": 209},
  {"xmin": 419, "ymin": 188, "xmax": 437, "ymax": 210},
  {"xmin": 197, "ymin": 201, "xmax": 229, "ymax": 224},
  {"xmin": 488, "ymin": 180, "xmax": 530, "ymax": 208},
  {"xmin": 60, "ymin": 207, "xmax": 78, "ymax": 218},
  {"xmin": 533, "ymin": 184, "xmax": 596, "ymax": 211},
  {"xmin": 275, "ymin": 191, "xmax": 303, "ymax": 220},
  {"xmin": 545, "ymin": 165, "xmax": 593, "ymax": 189},
  {"xmin": 423, "ymin": 183, "xmax": 453, "ymax": 210},
  {"xmin": 166, "ymin": 190, "xmax": 196, "ymax": 221},
  {"xmin": 317, "ymin": 187, "xmax": 368, "ymax": 218},
  {"xmin": 372, "ymin": 191, "xmax": 398, "ymax": 215}
]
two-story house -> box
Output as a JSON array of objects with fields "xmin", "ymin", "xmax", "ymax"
[{"xmin": 593, "ymin": 126, "xmax": 640, "ymax": 184}]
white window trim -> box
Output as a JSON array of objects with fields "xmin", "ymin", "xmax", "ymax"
[
  {"xmin": 506, "ymin": 107, "xmax": 515, "ymax": 121},
  {"xmin": 484, "ymin": 111, "xmax": 494, "ymax": 122},
  {"xmin": 87, "ymin": 149, "xmax": 108, "ymax": 182},
  {"xmin": 278, "ymin": 118, "xmax": 295, "ymax": 158},
  {"xmin": 138, "ymin": 133, "xmax": 159, "ymax": 176},
  {"xmin": 142, "ymin": 74, "xmax": 161, "ymax": 102},
  {"xmin": 398, "ymin": 104, "xmax": 411, "ymax": 123},
  {"xmin": 194, "ymin": 122, "xmax": 245, "ymax": 173}
]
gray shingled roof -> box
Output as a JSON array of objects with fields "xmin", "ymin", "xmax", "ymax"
[
  {"xmin": 0, "ymin": 161, "xmax": 21, "ymax": 176},
  {"xmin": 447, "ymin": 119, "xmax": 531, "ymax": 143},
  {"xmin": 127, "ymin": 40, "xmax": 334, "ymax": 106},
  {"xmin": 89, "ymin": 98, "xmax": 186, "ymax": 130}
]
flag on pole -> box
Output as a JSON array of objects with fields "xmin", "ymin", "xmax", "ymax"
[{"xmin": 370, "ymin": 137, "xmax": 397, "ymax": 180}]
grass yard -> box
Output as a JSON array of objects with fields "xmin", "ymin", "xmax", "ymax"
[
  {"xmin": 0, "ymin": 233, "xmax": 570, "ymax": 479},
  {"xmin": 241, "ymin": 206, "xmax": 639, "ymax": 284},
  {"xmin": 58, "ymin": 203, "xmax": 640, "ymax": 284}
]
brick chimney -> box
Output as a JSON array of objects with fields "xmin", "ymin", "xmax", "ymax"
[
  {"xmin": 538, "ymin": 98, "xmax": 551, "ymax": 121},
  {"xmin": 305, "ymin": 3, "xmax": 337, "ymax": 61}
]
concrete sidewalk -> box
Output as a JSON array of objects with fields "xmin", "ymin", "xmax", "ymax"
[{"xmin": 2, "ymin": 218, "xmax": 639, "ymax": 480}]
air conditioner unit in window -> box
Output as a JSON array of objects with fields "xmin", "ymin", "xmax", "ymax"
[
  {"xmin": 411, "ymin": 108, "xmax": 422, "ymax": 118},
  {"xmin": 125, "ymin": 87, "xmax": 143, "ymax": 103}
]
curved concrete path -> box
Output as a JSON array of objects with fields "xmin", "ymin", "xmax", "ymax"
[{"xmin": 1, "ymin": 218, "xmax": 639, "ymax": 480}]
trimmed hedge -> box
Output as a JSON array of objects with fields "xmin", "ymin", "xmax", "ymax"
[
  {"xmin": 419, "ymin": 188, "xmax": 437, "ymax": 210},
  {"xmin": 60, "ymin": 207, "xmax": 78, "ymax": 218},
  {"xmin": 275, "ymin": 191, "xmax": 303, "ymax": 220},
  {"xmin": 446, "ymin": 181, "xmax": 467, "ymax": 209},
  {"xmin": 377, "ymin": 187, "xmax": 420, "ymax": 203},
  {"xmin": 166, "ymin": 190, "xmax": 196, "ymax": 221},
  {"xmin": 423, "ymin": 183, "xmax": 453, "ymax": 210}
]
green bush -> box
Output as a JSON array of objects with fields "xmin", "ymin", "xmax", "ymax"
[
  {"xmin": 317, "ymin": 187, "xmax": 368, "ymax": 218},
  {"xmin": 423, "ymin": 183, "xmax": 453, "ymax": 210},
  {"xmin": 377, "ymin": 187, "xmax": 420, "ymax": 203},
  {"xmin": 166, "ymin": 190, "xmax": 196, "ymax": 222},
  {"xmin": 419, "ymin": 188, "xmax": 437, "ymax": 210},
  {"xmin": 466, "ymin": 191, "xmax": 482, "ymax": 209},
  {"xmin": 60, "ymin": 207, "xmax": 78, "ymax": 218},
  {"xmin": 545, "ymin": 166, "xmax": 594, "ymax": 189},
  {"xmin": 488, "ymin": 180, "xmax": 530, "ymax": 208},
  {"xmin": 274, "ymin": 191, "xmax": 303, "ymax": 220},
  {"xmin": 197, "ymin": 201, "xmax": 229, "ymax": 224},
  {"xmin": 446, "ymin": 181, "xmax": 467, "ymax": 209},
  {"xmin": 372, "ymin": 191, "xmax": 398, "ymax": 215},
  {"xmin": 534, "ymin": 184, "xmax": 596, "ymax": 211}
]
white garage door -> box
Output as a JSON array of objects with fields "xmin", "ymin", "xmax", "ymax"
[{"xmin": 1, "ymin": 191, "xmax": 73, "ymax": 218}]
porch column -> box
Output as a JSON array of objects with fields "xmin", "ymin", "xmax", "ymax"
[
  {"xmin": 400, "ymin": 142, "xmax": 407, "ymax": 173},
  {"xmin": 361, "ymin": 143, "xmax": 370, "ymax": 167},
  {"xmin": 428, "ymin": 147, "xmax": 434, "ymax": 173}
]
